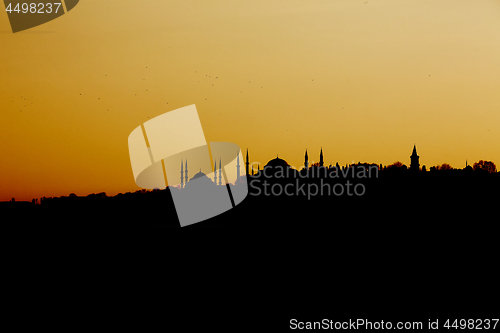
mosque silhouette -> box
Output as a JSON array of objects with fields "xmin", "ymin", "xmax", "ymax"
[
  {"xmin": 178, "ymin": 150, "xmax": 251, "ymax": 188},
  {"xmin": 2, "ymin": 143, "xmax": 497, "ymax": 228},
  {"xmin": 176, "ymin": 145, "xmax": 425, "ymax": 188}
]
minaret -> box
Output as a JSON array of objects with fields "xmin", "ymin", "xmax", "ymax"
[
  {"xmin": 319, "ymin": 147, "xmax": 324, "ymax": 167},
  {"xmin": 245, "ymin": 149, "xmax": 249, "ymax": 176},
  {"xmin": 180, "ymin": 159, "xmax": 184, "ymax": 188},
  {"xmin": 410, "ymin": 145, "xmax": 420, "ymax": 172},
  {"xmin": 236, "ymin": 152, "xmax": 241, "ymax": 182},
  {"xmin": 185, "ymin": 160, "xmax": 189, "ymax": 183},
  {"xmin": 304, "ymin": 149, "xmax": 309, "ymax": 169},
  {"xmin": 218, "ymin": 158, "xmax": 222, "ymax": 185},
  {"xmin": 214, "ymin": 160, "xmax": 217, "ymax": 184}
]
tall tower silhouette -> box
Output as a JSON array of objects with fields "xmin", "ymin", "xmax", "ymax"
[
  {"xmin": 218, "ymin": 158, "xmax": 222, "ymax": 185},
  {"xmin": 245, "ymin": 149, "xmax": 249, "ymax": 176},
  {"xmin": 304, "ymin": 149, "xmax": 309, "ymax": 169},
  {"xmin": 236, "ymin": 152, "xmax": 241, "ymax": 182},
  {"xmin": 214, "ymin": 160, "xmax": 217, "ymax": 184},
  {"xmin": 410, "ymin": 145, "xmax": 420, "ymax": 172},
  {"xmin": 185, "ymin": 160, "xmax": 189, "ymax": 183},
  {"xmin": 180, "ymin": 159, "xmax": 184, "ymax": 188},
  {"xmin": 319, "ymin": 148, "xmax": 324, "ymax": 167}
]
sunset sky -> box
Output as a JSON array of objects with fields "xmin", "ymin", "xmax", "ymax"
[{"xmin": 1, "ymin": 0, "xmax": 499, "ymax": 201}]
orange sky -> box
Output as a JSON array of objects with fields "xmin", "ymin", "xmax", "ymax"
[{"xmin": 1, "ymin": 0, "xmax": 500, "ymax": 201}]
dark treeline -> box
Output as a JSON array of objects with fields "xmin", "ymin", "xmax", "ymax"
[{"xmin": 1, "ymin": 161, "xmax": 498, "ymax": 228}]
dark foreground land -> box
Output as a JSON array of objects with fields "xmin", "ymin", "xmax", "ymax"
[
  {"xmin": 2, "ymin": 168, "xmax": 497, "ymax": 321},
  {"xmin": 1, "ymin": 168, "xmax": 498, "ymax": 231}
]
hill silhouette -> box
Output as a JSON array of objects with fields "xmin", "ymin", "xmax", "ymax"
[{"xmin": 2, "ymin": 158, "xmax": 497, "ymax": 229}]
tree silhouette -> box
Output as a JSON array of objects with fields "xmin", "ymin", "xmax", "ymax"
[
  {"xmin": 473, "ymin": 160, "xmax": 497, "ymax": 174},
  {"xmin": 438, "ymin": 163, "xmax": 452, "ymax": 171},
  {"xmin": 387, "ymin": 161, "xmax": 405, "ymax": 169}
]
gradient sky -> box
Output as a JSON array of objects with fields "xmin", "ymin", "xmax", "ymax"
[{"xmin": 1, "ymin": 0, "xmax": 499, "ymax": 201}]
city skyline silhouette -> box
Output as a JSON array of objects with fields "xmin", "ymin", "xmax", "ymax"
[
  {"xmin": 3, "ymin": 143, "xmax": 498, "ymax": 202},
  {"xmin": 2, "ymin": 144, "xmax": 497, "ymax": 228}
]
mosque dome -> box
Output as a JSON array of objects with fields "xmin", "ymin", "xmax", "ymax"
[
  {"xmin": 264, "ymin": 156, "xmax": 290, "ymax": 169},
  {"xmin": 190, "ymin": 169, "xmax": 210, "ymax": 181}
]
